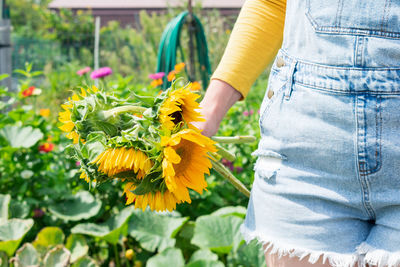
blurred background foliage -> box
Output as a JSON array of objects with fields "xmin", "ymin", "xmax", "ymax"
[{"xmin": 1, "ymin": 0, "xmax": 271, "ymax": 266}]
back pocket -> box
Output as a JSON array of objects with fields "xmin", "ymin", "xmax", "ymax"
[{"xmin": 306, "ymin": 0, "xmax": 400, "ymax": 39}]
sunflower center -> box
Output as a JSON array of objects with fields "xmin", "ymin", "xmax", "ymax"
[
  {"xmin": 171, "ymin": 104, "xmax": 183, "ymax": 125},
  {"xmin": 172, "ymin": 140, "xmax": 192, "ymax": 173}
]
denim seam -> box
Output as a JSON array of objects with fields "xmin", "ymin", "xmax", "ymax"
[
  {"xmin": 358, "ymin": 97, "xmax": 382, "ymax": 175},
  {"xmin": 280, "ymin": 49, "xmax": 400, "ymax": 70},
  {"xmin": 353, "ymin": 36, "xmax": 358, "ymax": 67},
  {"xmin": 355, "ymin": 96, "xmax": 376, "ymax": 219},
  {"xmin": 354, "ymin": 96, "xmax": 373, "ymax": 219},
  {"xmin": 381, "ymin": 0, "xmax": 389, "ymax": 32},
  {"xmin": 304, "ymin": 4, "xmax": 400, "ymax": 39},
  {"xmin": 294, "ymin": 81, "xmax": 400, "ymax": 95},
  {"xmin": 336, "ymin": 0, "xmax": 344, "ymax": 28}
]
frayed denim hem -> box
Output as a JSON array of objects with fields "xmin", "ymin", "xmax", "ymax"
[
  {"xmin": 357, "ymin": 243, "xmax": 400, "ymax": 267},
  {"xmin": 240, "ymin": 225, "xmax": 359, "ymax": 267}
]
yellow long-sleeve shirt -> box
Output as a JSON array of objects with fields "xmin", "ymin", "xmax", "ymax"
[{"xmin": 211, "ymin": 0, "xmax": 287, "ymax": 99}]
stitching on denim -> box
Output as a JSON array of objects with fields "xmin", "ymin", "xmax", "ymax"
[
  {"xmin": 355, "ymin": 97, "xmax": 374, "ymax": 219},
  {"xmin": 353, "ymin": 36, "xmax": 358, "ymax": 67},
  {"xmin": 354, "ymin": 36, "xmax": 364, "ymax": 67},
  {"xmin": 313, "ymin": 26, "xmax": 400, "ymax": 39},
  {"xmin": 357, "ymin": 96, "xmax": 376, "ymax": 219},
  {"xmin": 381, "ymin": 0, "xmax": 389, "ymax": 32},
  {"xmin": 294, "ymin": 81, "xmax": 400, "ymax": 95},
  {"xmin": 305, "ymin": 1, "xmax": 400, "ymax": 39},
  {"xmin": 358, "ymin": 97, "xmax": 382, "ymax": 175},
  {"xmin": 280, "ymin": 49, "xmax": 400, "ymax": 71},
  {"xmin": 362, "ymin": 38, "xmax": 367, "ymax": 67},
  {"xmin": 336, "ymin": 0, "xmax": 344, "ymax": 28}
]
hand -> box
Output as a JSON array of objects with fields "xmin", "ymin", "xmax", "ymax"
[{"xmin": 192, "ymin": 79, "xmax": 242, "ymax": 137}]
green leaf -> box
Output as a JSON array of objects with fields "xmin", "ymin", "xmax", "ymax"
[
  {"xmin": 146, "ymin": 247, "xmax": 184, "ymax": 267},
  {"xmin": 92, "ymin": 120, "xmax": 118, "ymax": 137},
  {"xmin": 33, "ymin": 227, "xmax": 65, "ymax": 253},
  {"xmin": 71, "ymin": 207, "xmax": 133, "ymax": 244},
  {"xmin": 0, "ymin": 74, "xmax": 9, "ymax": 82},
  {"xmin": 0, "ymin": 219, "xmax": 34, "ymax": 256},
  {"xmin": 9, "ymin": 200, "xmax": 30, "ymax": 219},
  {"xmin": 43, "ymin": 246, "xmax": 71, "ymax": 267},
  {"xmin": 65, "ymin": 234, "xmax": 88, "ymax": 263},
  {"xmin": 71, "ymin": 256, "xmax": 99, "ymax": 267},
  {"xmin": 233, "ymin": 239, "xmax": 267, "ymax": 267},
  {"xmin": 128, "ymin": 209, "xmax": 189, "ymax": 252},
  {"xmin": 48, "ymin": 191, "xmax": 101, "ymax": 221},
  {"xmin": 189, "ymin": 249, "xmax": 218, "ymax": 263},
  {"xmin": 185, "ymin": 260, "xmax": 225, "ymax": 267},
  {"xmin": 0, "ymin": 251, "xmax": 8, "ymax": 267},
  {"xmin": 210, "ymin": 206, "xmax": 247, "ymax": 219},
  {"xmin": 0, "ymin": 126, "xmax": 43, "ymax": 148},
  {"xmin": 0, "ymin": 195, "xmax": 10, "ymax": 224},
  {"xmin": 191, "ymin": 215, "xmax": 243, "ymax": 254},
  {"xmin": 11, "ymin": 243, "xmax": 39, "ymax": 267}
]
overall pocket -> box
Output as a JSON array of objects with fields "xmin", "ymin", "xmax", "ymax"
[
  {"xmin": 259, "ymin": 67, "xmax": 290, "ymax": 129},
  {"xmin": 306, "ymin": 0, "xmax": 400, "ymax": 39}
]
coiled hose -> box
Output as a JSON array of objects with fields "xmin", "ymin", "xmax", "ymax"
[{"xmin": 156, "ymin": 11, "xmax": 211, "ymax": 90}]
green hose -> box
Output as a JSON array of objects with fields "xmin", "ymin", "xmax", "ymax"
[{"xmin": 156, "ymin": 11, "xmax": 211, "ymax": 90}]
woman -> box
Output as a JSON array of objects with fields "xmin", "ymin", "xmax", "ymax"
[{"xmin": 195, "ymin": 0, "xmax": 400, "ymax": 266}]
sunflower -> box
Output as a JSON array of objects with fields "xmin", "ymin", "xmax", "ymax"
[
  {"xmin": 91, "ymin": 147, "xmax": 153, "ymax": 178},
  {"xmin": 58, "ymin": 94, "xmax": 80, "ymax": 143},
  {"xmin": 79, "ymin": 169, "xmax": 90, "ymax": 183},
  {"xmin": 159, "ymin": 87, "xmax": 205, "ymax": 130},
  {"xmin": 124, "ymin": 182, "xmax": 180, "ymax": 212},
  {"xmin": 161, "ymin": 129, "xmax": 217, "ymax": 203},
  {"xmin": 58, "ymin": 86, "xmax": 99, "ymax": 143}
]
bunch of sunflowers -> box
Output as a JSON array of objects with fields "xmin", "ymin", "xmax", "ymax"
[{"xmin": 59, "ymin": 80, "xmax": 252, "ymax": 212}]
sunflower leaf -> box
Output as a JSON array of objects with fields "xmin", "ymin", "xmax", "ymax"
[
  {"xmin": 0, "ymin": 219, "xmax": 34, "ymax": 256},
  {"xmin": 191, "ymin": 215, "xmax": 243, "ymax": 254},
  {"xmin": 48, "ymin": 191, "xmax": 101, "ymax": 222},
  {"xmin": 71, "ymin": 207, "xmax": 133, "ymax": 245},
  {"xmin": 128, "ymin": 209, "xmax": 189, "ymax": 252},
  {"xmin": 0, "ymin": 125, "xmax": 43, "ymax": 148},
  {"xmin": 146, "ymin": 247, "xmax": 184, "ymax": 267},
  {"xmin": 0, "ymin": 195, "xmax": 10, "ymax": 224}
]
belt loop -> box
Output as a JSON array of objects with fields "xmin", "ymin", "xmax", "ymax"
[{"xmin": 284, "ymin": 59, "xmax": 298, "ymax": 100}]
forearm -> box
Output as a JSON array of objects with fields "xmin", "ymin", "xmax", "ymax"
[
  {"xmin": 200, "ymin": 79, "xmax": 242, "ymax": 124},
  {"xmin": 194, "ymin": 80, "xmax": 241, "ymax": 137}
]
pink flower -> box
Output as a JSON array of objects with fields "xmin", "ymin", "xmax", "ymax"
[
  {"xmin": 90, "ymin": 67, "xmax": 113, "ymax": 79},
  {"xmin": 77, "ymin": 67, "xmax": 91, "ymax": 76},
  {"xmin": 222, "ymin": 159, "xmax": 234, "ymax": 171},
  {"xmin": 243, "ymin": 110, "xmax": 254, "ymax": 116},
  {"xmin": 33, "ymin": 208, "xmax": 45, "ymax": 218},
  {"xmin": 235, "ymin": 166, "xmax": 244, "ymax": 173},
  {"xmin": 148, "ymin": 72, "xmax": 165, "ymax": 80},
  {"xmin": 76, "ymin": 161, "xmax": 81, "ymax": 167}
]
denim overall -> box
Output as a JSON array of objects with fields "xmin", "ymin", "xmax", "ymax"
[{"xmin": 241, "ymin": 1, "xmax": 400, "ymax": 266}]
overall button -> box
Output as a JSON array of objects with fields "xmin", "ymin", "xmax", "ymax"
[
  {"xmin": 276, "ymin": 57, "xmax": 285, "ymax": 68},
  {"xmin": 267, "ymin": 89, "xmax": 274, "ymax": 99}
]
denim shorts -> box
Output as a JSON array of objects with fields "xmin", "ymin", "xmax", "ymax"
[{"xmin": 241, "ymin": 50, "xmax": 400, "ymax": 267}]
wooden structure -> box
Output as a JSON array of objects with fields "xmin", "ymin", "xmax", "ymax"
[
  {"xmin": 48, "ymin": 0, "xmax": 245, "ymax": 27},
  {"xmin": 0, "ymin": 0, "xmax": 11, "ymax": 89}
]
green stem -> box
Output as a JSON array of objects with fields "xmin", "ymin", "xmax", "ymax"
[
  {"xmin": 215, "ymin": 144, "xmax": 236, "ymax": 162},
  {"xmin": 211, "ymin": 136, "xmax": 257, "ymax": 144},
  {"xmin": 211, "ymin": 158, "xmax": 250, "ymax": 198},
  {"xmin": 113, "ymin": 243, "xmax": 121, "ymax": 267},
  {"xmin": 103, "ymin": 105, "xmax": 147, "ymax": 120}
]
